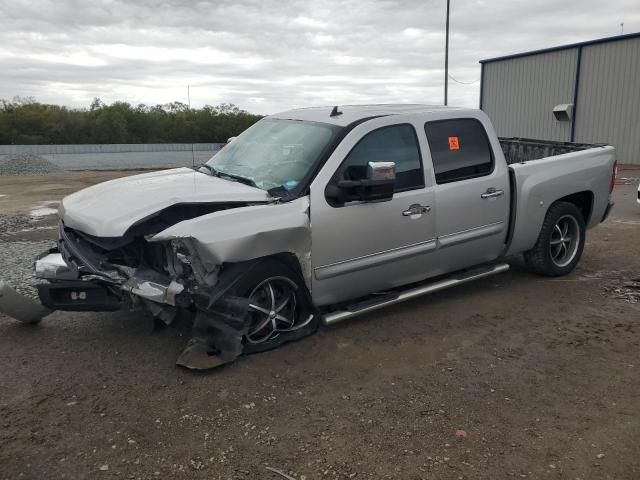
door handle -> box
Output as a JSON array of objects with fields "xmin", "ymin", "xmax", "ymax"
[
  {"xmin": 481, "ymin": 188, "xmax": 504, "ymax": 199},
  {"xmin": 402, "ymin": 204, "xmax": 431, "ymax": 216}
]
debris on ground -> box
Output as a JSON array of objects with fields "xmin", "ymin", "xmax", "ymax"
[
  {"xmin": 604, "ymin": 279, "xmax": 640, "ymax": 303},
  {"xmin": 265, "ymin": 466, "xmax": 297, "ymax": 480},
  {"xmin": 0, "ymin": 153, "xmax": 62, "ymax": 176}
]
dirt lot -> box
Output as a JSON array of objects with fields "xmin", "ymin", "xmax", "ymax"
[{"xmin": 1, "ymin": 170, "xmax": 639, "ymax": 480}]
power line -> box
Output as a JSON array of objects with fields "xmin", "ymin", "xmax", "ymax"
[{"xmin": 448, "ymin": 73, "xmax": 480, "ymax": 85}]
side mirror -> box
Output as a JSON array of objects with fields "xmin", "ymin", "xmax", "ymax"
[
  {"xmin": 367, "ymin": 161, "xmax": 396, "ymax": 182},
  {"xmin": 325, "ymin": 161, "xmax": 396, "ymax": 207}
]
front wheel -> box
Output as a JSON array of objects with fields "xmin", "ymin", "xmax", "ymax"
[
  {"xmin": 524, "ymin": 202, "xmax": 586, "ymax": 276},
  {"xmin": 227, "ymin": 259, "xmax": 318, "ymax": 354}
]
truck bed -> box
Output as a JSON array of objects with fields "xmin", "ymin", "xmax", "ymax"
[
  {"xmin": 499, "ymin": 137, "xmax": 605, "ymax": 164},
  {"xmin": 504, "ymin": 140, "xmax": 615, "ymax": 258}
]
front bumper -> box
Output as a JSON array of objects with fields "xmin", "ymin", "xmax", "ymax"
[
  {"xmin": 37, "ymin": 280, "xmax": 122, "ymax": 312},
  {"xmin": 35, "ymin": 250, "xmax": 184, "ymax": 311}
]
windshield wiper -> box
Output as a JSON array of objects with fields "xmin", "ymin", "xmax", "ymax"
[
  {"xmin": 199, "ymin": 164, "xmax": 261, "ymax": 190},
  {"xmin": 217, "ymin": 171, "xmax": 259, "ymax": 188},
  {"xmin": 198, "ymin": 163, "xmax": 218, "ymax": 176}
]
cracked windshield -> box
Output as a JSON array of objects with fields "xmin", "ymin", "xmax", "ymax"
[{"xmin": 205, "ymin": 118, "xmax": 341, "ymax": 191}]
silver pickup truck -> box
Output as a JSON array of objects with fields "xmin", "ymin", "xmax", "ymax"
[{"xmin": 0, "ymin": 105, "xmax": 617, "ymax": 369}]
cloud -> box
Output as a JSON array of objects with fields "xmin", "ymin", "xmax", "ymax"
[{"xmin": 1, "ymin": 0, "xmax": 639, "ymax": 114}]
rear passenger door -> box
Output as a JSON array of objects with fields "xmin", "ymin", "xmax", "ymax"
[{"xmin": 424, "ymin": 118, "xmax": 510, "ymax": 270}]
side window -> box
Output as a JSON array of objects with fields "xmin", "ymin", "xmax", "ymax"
[
  {"xmin": 334, "ymin": 124, "xmax": 424, "ymax": 192},
  {"xmin": 424, "ymin": 119, "xmax": 493, "ymax": 184}
]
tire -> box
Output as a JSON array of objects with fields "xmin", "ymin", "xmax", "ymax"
[
  {"xmin": 226, "ymin": 259, "xmax": 318, "ymax": 354},
  {"xmin": 524, "ymin": 201, "xmax": 586, "ymax": 277}
]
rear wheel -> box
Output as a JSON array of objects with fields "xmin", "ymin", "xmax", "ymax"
[
  {"xmin": 227, "ymin": 259, "xmax": 318, "ymax": 354},
  {"xmin": 524, "ymin": 202, "xmax": 586, "ymax": 276}
]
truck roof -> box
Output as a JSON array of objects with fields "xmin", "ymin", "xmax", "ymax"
[{"xmin": 270, "ymin": 104, "xmax": 469, "ymax": 126}]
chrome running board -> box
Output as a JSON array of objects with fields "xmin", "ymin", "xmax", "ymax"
[{"xmin": 321, "ymin": 263, "xmax": 510, "ymax": 326}]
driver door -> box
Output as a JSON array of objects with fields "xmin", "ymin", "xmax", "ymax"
[{"xmin": 309, "ymin": 118, "xmax": 437, "ymax": 306}]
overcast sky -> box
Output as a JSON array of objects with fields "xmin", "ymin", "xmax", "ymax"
[{"xmin": 1, "ymin": 0, "xmax": 638, "ymax": 114}]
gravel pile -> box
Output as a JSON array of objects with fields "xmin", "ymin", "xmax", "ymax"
[
  {"xmin": 0, "ymin": 153, "xmax": 62, "ymax": 175},
  {"xmin": 1, "ymin": 239, "xmax": 55, "ymax": 299}
]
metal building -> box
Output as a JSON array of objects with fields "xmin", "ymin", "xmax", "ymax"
[{"xmin": 479, "ymin": 32, "xmax": 640, "ymax": 165}]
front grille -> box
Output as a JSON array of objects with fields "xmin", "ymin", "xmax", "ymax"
[{"xmin": 58, "ymin": 221, "xmax": 167, "ymax": 279}]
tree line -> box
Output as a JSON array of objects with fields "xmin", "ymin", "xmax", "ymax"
[{"xmin": 0, "ymin": 97, "xmax": 263, "ymax": 145}]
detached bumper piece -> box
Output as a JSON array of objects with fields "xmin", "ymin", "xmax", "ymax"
[
  {"xmin": 0, "ymin": 280, "xmax": 52, "ymax": 324},
  {"xmin": 176, "ymin": 296, "xmax": 251, "ymax": 370}
]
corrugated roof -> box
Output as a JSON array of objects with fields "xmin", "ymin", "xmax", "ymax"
[{"xmin": 480, "ymin": 31, "xmax": 640, "ymax": 64}]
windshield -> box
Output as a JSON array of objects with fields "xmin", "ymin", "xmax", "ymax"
[{"xmin": 205, "ymin": 118, "xmax": 342, "ymax": 192}]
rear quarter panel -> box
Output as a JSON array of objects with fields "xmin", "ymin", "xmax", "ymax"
[{"xmin": 506, "ymin": 145, "xmax": 615, "ymax": 256}]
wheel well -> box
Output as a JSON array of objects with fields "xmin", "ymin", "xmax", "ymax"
[
  {"xmin": 269, "ymin": 252, "xmax": 307, "ymax": 277},
  {"xmin": 554, "ymin": 191, "xmax": 593, "ymax": 224},
  {"xmin": 250, "ymin": 253, "xmax": 315, "ymax": 306}
]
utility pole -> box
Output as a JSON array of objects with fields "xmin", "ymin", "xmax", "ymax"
[
  {"xmin": 187, "ymin": 85, "xmax": 195, "ymax": 168},
  {"xmin": 444, "ymin": 0, "xmax": 450, "ymax": 105}
]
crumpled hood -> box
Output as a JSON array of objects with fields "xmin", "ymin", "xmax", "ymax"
[{"xmin": 60, "ymin": 167, "xmax": 271, "ymax": 237}]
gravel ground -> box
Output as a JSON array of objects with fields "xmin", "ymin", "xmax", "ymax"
[
  {"xmin": 0, "ymin": 214, "xmax": 35, "ymax": 234},
  {"xmin": 0, "ymin": 239, "xmax": 53, "ymax": 298},
  {"xmin": 0, "ymin": 172, "xmax": 639, "ymax": 479},
  {"xmin": 0, "ymin": 214, "xmax": 56, "ymax": 298},
  {"xmin": 0, "ymin": 153, "xmax": 62, "ymax": 175}
]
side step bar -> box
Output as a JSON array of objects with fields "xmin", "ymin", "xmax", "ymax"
[{"xmin": 322, "ymin": 263, "xmax": 510, "ymax": 326}]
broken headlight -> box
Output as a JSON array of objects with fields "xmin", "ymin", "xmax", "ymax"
[{"xmin": 171, "ymin": 239, "xmax": 192, "ymax": 265}]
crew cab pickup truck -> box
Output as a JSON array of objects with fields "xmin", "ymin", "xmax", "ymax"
[{"xmin": 0, "ymin": 105, "xmax": 617, "ymax": 369}]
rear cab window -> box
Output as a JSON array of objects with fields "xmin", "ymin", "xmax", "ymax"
[{"xmin": 424, "ymin": 118, "xmax": 494, "ymax": 184}]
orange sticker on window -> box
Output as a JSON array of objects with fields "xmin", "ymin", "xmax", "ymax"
[{"xmin": 448, "ymin": 136, "xmax": 460, "ymax": 150}]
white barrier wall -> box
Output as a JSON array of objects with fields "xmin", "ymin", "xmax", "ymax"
[
  {"xmin": 0, "ymin": 143, "xmax": 221, "ymax": 155},
  {"xmin": 0, "ymin": 144, "xmax": 224, "ymax": 170}
]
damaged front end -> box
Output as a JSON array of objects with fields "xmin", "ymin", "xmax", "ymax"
[
  {"xmin": 22, "ymin": 197, "xmax": 313, "ymax": 370},
  {"xmin": 31, "ymin": 221, "xmax": 240, "ymax": 369},
  {"xmin": 36, "ymin": 223, "xmax": 187, "ymax": 315}
]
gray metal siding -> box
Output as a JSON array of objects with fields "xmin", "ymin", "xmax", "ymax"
[
  {"xmin": 573, "ymin": 37, "xmax": 640, "ymax": 165},
  {"xmin": 481, "ymin": 35, "xmax": 640, "ymax": 165},
  {"xmin": 482, "ymin": 48, "xmax": 578, "ymax": 142}
]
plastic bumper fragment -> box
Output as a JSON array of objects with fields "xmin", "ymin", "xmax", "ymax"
[
  {"xmin": 176, "ymin": 296, "xmax": 250, "ymax": 370},
  {"xmin": 0, "ymin": 280, "xmax": 52, "ymax": 324},
  {"xmin": 121, "ymin": 271, "xmax": 184, "ymax": 306}
]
